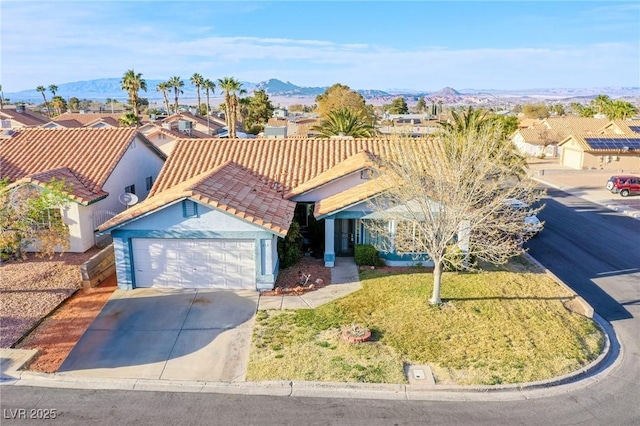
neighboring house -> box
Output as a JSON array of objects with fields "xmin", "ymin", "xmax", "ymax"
[
  {"xmin": 263, "ymin": 123, "xmax": 287, "ymax": 138},
  {"xmin": 558, "ymin": 134, "xmax": 640, "ymax": 171},
  {"xmin": 596, "ymin": 120, "xmax": 640, "ymax": 136},
  {"xmin": 273, "ymin": 108, "xmax": 288, "ymax": 119},
  {"xmin": 141, "ymin": 123, "xmax": 210, "ymax": 156},
  {"xmin": 98, "ymin": 138, "xmax": 435, "ymax": 291},
  {"xmin": 512, "ymin": 117, "xmax": 609, "ymax": 158},
  {"xmin": 48, "ymin": 112, "xmax": 126, "ymax": 129},
  {"xmin": 0, "ymin": 128, "xmax": 166, "ymax": 252},
  {"xmin": 0, "ymin": 105, "xmax": 50, "ymax": 129},
  {"xmin": 158, "ymin": 112, "xmax": 226, "ymax": 136}
]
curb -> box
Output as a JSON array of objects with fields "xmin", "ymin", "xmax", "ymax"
[{"xmin": 1, "ymin": 314, "xmax": 620, "ymax": 402}]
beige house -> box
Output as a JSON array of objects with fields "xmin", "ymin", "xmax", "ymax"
[
  {"xmin": 0, "ymin": 128, "xmax": 166, "ymax": 252},
  {"xmin": 0, "ymin": 105, "xmax": 49, "ymax": 129},
  {"xmin": 513, "ymin": 117, "xmax": 610, "ymax": 158},
  {"xmin": 558, "ymin": 134, "xmax": 640, "ymax": 171}
]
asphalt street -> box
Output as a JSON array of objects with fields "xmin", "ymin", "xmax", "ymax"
[{"xmin": 1, "ymin": 187, "xmax": 639, "ymax": 426}]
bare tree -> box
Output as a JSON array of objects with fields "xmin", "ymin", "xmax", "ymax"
[{"xmin": 365, "ymin": 127, "xmax": 543, "ymax": 305}]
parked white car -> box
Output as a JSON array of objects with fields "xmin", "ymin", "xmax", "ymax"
[{"xmin": 503, "ymin": 198, "xmax": 543, "ymax": 234}]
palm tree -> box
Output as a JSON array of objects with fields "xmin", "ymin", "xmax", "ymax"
[
  {"xmin": 156, "ymin": 81, "xmax": 170, "ymax": 114},
  {"xmin": 591, "ymin": 94, "xmax": 611, "ymax": 115},
  {"xmin": 120, "ymin": 69, "xmax": 147, "ymax": 118},
  {"xmin": 439, "ymin": 106, "xmax": 491, "ymax": 133},
  {"xmin": 118, "ymin": 112, "xmax": 140, "ymax": 127},
  {"xmin": 48, "ymin": 84, "xmax": 58, "ymax": 98},
  {"xmin": 190, "ymin": 73, "xmax": 204, "ymax": 115},
  {"xmin": 217, "ymin": 77, "xmax": 243, "ymax": 138},
  {"xmin": 311, "ymin": 108, "xmax": 377, "ymax": 138},
  {"xmin": 203, "ymin": 79, "xmax": 215, "ymax": 115},
  {"xmin": 36, "ymin": 86, "xmax": 50, "ymax": 117},
  {"xmin": 0, "ymin": 84, "xmax": 4, "ymax": 109},
  {"xmin": 607, "ymin": 100, "xmax": 637, "ymax": 120},
  {"xmin": 167, "ymin": 76, "xmax": 184, "ymax": 114}
]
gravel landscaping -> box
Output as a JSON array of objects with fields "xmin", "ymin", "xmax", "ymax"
[{"xmin": 0, "ymin": 249, "xmax": 99, "ymax": 348}]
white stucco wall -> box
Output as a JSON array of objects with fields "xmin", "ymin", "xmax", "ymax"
[
  {"xmin": 292, "ymin": 171, "xmax": 371, "ymax": 202},
  {"xmin": 99, "ymin": 136, "xmax": 165, "ymax": 216}
]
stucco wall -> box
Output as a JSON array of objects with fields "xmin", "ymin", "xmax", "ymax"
[
  {"xmin": 110, "ymin": 202, "xmax": 281, "ymax": 290},
  {"xmin": 292, "ymin": 172, "xmax": 372, "ymax": 202}
]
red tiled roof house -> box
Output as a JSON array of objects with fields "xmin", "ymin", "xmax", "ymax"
[
  {"xmin": 0, "ymin": 128, "xmax": 166, "ymax": 252},
  {"xmin": 97, "ymin": 138, "xmax": 434, "ymax": 291}
]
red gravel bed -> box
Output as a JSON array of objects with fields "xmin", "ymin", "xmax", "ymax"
[{"xmin": 0, "ymin": 249, "xmax": 99, "ymax": 348}]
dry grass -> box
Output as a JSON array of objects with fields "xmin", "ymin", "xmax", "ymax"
[{"xmin": 247, "ymin": 258, "xmax": 603, "ymax": 385}]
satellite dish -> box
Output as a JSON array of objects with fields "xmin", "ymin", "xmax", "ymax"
[{"xmin": 118, "ymin": 192, "xmax": 139, "ymax": 207}]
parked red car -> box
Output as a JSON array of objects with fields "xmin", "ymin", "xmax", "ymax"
[{"xmin": 606, "ymin": 175, "xmax": 640, "ymax": 197}]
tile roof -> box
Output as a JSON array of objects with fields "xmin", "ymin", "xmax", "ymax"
[
  {"xmin": 0, "ymin": 108, "xmax": 50, "ymax": 127},
  {"xmin": 314, "ymin": 176, "xmax": 394, "ymax": 218},
  {"xmin": 286, "ymin": 151, "xmax": 375, "ymax": 197},
  {"xmin": 515, "ymin": 127, "xmax": 561, "ymax": 145},
  {"xmin": 597, "ymin": 120, "xmax": 640, "ymax": 136},
  {"xmin": 162, "ymin": 111, "xmax": 227, "ymax": 128},
  {"xmin": 151, "ymin": 138, "xmax": 397, "ymax": 197},
  {"xmin": 10, "ymin": 167, "xmax": 108, "ymax": 204},
  {"xmin": 53, "ymin": 112, "xmax": 126, "ymax": 126},
  {"xmin": 558, "ymin": 134, "xmax": 640, "ymax": 153},
  {"xmin": 0, "ymin": 128, "xmax": 162, "ymax": 204},
  {"xmin": 542, "ymin": 117, "xmax": 609, "ymax": 138},
  {"xmin": 98, "ymin": 161, "xmax": 296, "ymax": 236}
]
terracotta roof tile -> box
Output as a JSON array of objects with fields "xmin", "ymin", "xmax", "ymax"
[
  {"xmin": 54, "ymin": 112, "xmax": 126, "ymax": 126},
  {"xmin": 0, "ymin": 108, "xmax": 50, "ymax": 127},
  {"xmin": 597, "ymin": 120, "xmax": 640, "ymax": 136},
  {"xmin": 9, "ymin": 167, "xmax": 108, "ymax": 204},
  {"xmin": 314, "ymin": 176, "xmax": 394, "ymax": 218},
  {"xmin": 98, "ymin": 161, "xmax": 296, "ymax": 236},
  {"xmin": 558, "ymin": 134, "xmax": 640, "ymax": 153},
  {"xmin": 542, "ymin": 117, "xmax": 609, "ymax": 138},
  {"xmin": 151, "ymin": 138, "xmax": 399, "ymax": 199},
  {"xmin": 0, "ymin": 127, "xmax": 149, "ymax": 204}
]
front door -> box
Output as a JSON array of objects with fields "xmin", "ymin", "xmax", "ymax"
[{"xmin": 334, "ymin": 219, "xmax": 354, "ymax": 257}]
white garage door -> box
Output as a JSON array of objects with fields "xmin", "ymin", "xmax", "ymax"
[
  {"xmin": 132, "ymin": 238, "xmax": 255, "ymax": 289},
  {"xmin": 562, "ymin": 149, "xmax": 582, "ymax": 169}
]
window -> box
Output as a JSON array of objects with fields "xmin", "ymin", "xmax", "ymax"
[
  {"xmin": 33, "ymin": 208, "xmax": 63, "ymax": 230},
  {"xmin": 124, "ymin": 185, "xmax": 135, "ymax": 195},
  {"xmin": 183, "ymin": 200, "xmax": 198, "ymax": 218},
  {"xmin": 146, "ymin": 176, "xmax": 153, "ymax": 191},
  {"xmin": 395, "ymin": 221, "xmax": 424, "ymax": 253}
]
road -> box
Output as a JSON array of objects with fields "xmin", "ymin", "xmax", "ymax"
[{"xmin": 1, "ymin": 188, "xmax": 639, "ymax": 426}]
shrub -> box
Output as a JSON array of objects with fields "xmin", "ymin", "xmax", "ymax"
[
  {"xmin": 278, "ymin": 221, "xmax": 303, "ymax": 269},
  {"xmin": 354, "ymin": 244, "xmax": 385, "ymax": 267},
  {"xmin": 443, "ymin": 244, "xmax": 477, "ymax": 271}
]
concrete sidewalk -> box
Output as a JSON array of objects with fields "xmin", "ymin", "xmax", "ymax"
[{"xmin": 257, "ymin": 257, "xmax": 361, "ymax": 310}]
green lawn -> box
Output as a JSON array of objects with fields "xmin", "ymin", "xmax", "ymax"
[{"xmin": 247, "ymin": 258, "xmax": 603, "ymax": 385}]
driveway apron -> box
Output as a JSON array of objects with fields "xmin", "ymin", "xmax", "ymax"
[{"xmin": 58, "ymin": 288, "xmax": 258, "ymax": 382}]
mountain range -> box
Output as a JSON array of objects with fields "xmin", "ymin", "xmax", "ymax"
[{"xmin": 4, "ymin": 78, "xmax": 639, "ymax": 104}]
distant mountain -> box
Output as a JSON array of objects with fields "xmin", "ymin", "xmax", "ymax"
[{"xmin": 4, "ymin": 78, "xmax": 639, "ymax": 104}]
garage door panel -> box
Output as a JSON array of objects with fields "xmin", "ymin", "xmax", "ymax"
[{"xmin": 132, "ymin": 239, "xmax": 255, "ymax": 289}]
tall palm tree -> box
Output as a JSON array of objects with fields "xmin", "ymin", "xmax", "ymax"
[
  {"xmin": 190, "ymin": 73, "xmax": 204, "ymax": 115},
  {"xmin": 203, "ymin": 79, "xmax": 215, "ymax": 115},
  {"xmin": 167, "ymin": 76, "xmax": 184, "ymax": 114},
  {"xmin": 156, "ymin": 81, "xmax": 170, "ymax": 114},
  {"xmin": 0, "ymin": 84, "xmax": 4, "ymax": 109},
  {"xmin": 217, "ymin": 77, "xmax": 243, "ymax": 138},
  {"xmin": 120, "ymin": 69, "xmax": 147, "ymax": 118},
  {"xmin": 36, "ymin": 86, "xmax": 50, "ymax": 117},
  {"xmin": 591, "ymin": 94, "xmax": 611, "ymax": 115},
  {"xmin": 440, "ymin": 106, "xmax": 491, "ymax": 133},
  {"xmin": 48, "ymin": 84, "xmax": 58, "ymax": 98},
  {"xmin": 311, "ymin": 108, "xmax": 377, "ymax": 138}
]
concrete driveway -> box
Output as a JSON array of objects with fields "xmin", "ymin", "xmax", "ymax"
[{"xmin": 58, "ymin": 288, "xmax": 258, "ymax": 382}]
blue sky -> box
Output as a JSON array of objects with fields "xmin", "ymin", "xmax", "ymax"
[{"xmin": 2, "ymin": 1, "xmax": 639, "ymax": 92}]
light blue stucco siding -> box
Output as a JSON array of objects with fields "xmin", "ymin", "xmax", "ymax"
[{"xmin": 110, "ymin": 201, "xmax": 281, "ymax": 290}]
